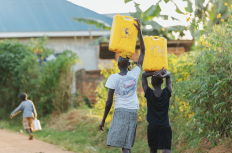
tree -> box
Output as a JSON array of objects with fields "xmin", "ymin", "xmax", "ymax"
[
  {"xmin": 183, "ymin": 0, "xmax": 232, "ymax": 38},
  {"xmin": 73, "ymin": 0, "xmax": 188, "ymax": 44},
  {"xmin": 126, "ymin": 1, "xmax": 186, "ymax": 39}
]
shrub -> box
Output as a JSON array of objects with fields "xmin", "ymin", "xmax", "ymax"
[
  {"xmin": 94, "ymin": 7, "xmax": 232, "ymax": 143},
  {"xmin": 0, "ymin": 38, "xmax": 78, "ymax": 118},
  {"xmin": 182, "ymin": 9, "xmax": 232, "ymax": 138},
  {"xmin": 94, "ymin": 54, "xmax": 194, "ymax": 122}
]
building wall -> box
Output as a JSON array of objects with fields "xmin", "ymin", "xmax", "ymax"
[
  {"xmin": 167, "ymin": 47, "xmax": 185, "ymax": 56},
  {"xmin": 14, "ymin": 36, "xmax": 99, "ymax": 71},
  {"xmin": 76, "ymin": 69, "xmax": 104, "ymax": 103}
]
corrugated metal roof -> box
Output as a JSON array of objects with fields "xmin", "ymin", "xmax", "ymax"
[{"xmin": 0, "ymin": 0, "xmax": 113, "ymax": 32}]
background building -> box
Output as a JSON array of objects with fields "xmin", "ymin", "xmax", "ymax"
[
  {"xmin": 0, "ymin": 0, "xmax": 192, "ymax": 103},
  {"xmin": 0, "ymin": 0, "xmax": 112, "ymax": 71}
]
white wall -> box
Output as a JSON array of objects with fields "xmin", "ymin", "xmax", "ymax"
[{"xmin": 16, "ymin": 37, "xmax": 99, "ymax": 71}]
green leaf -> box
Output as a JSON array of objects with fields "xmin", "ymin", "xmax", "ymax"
[
  {"xmin": 124, "ymin": 0, "xmax": 132, "ymax": 3},
  {"xmin": 160, "ymin": 15, "xmax": 169, "ymax": 20},
  {"xmin": 176, "ymin": 7, "xmax": 185, "ymax": 14},
  {"xmin": 134, "ymin": 2, "xmax": 142, "ymax": 13},
  {"xmin": 165, "ymin": 25, "xmax": 186, "ymax": 32},
  {"xmin": 185, "ymin": 1, "xmax": 193, "ymax": 12},
  {"xmin": 171, "ymin": 16, "xmax": 181, "ymax": 21},
  {"xmin": 174, "ymin": 3, "xmax": 185, "ymax": 14},
  {"xmin": 144, "ymin": 3, "xmax": 161, "ymax": 18},
  {"xmin": 144, "ymin": 21, "xmax": 162, "ymax": 30},
  {"xmin": 73, "ymin": 18, "xmax": 111, "ymax": 30},
  {"xmin": 130, "ymin": 2, "xmax": 143, "ymax": 20},
  {"xmin": 164, "ymin": 0, "xmax": 170, "ymax": 3}
]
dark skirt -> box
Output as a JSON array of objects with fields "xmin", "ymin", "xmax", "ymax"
[{"xmin": 147, "ymin": 125, "xmax": 172, "ymax": 150}]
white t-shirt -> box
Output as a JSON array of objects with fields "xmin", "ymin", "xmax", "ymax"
[{"xmin": 105, "ymin": 66, "xmax": 141, "ymax": 110}]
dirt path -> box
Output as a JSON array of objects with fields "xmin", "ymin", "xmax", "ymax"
[{"xmin": 0, "ymin": 129, "xmax": 75, "ymax": 153}]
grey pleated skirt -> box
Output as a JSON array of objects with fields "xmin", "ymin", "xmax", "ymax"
[{"xmin": 107, "ymin": 108, "xmax": 138, "ymax": 149}]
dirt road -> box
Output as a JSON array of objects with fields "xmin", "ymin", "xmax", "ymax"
[{"xmin": 0, "ymin": 129, "xmax": 74, "ymax": 153}]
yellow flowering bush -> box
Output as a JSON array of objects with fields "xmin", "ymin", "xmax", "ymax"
[
  {"xmin": 186, "ymin": 17, "xmax": 191, "ymax": 22},
  {"xmin": 93, "ymin": 4, "xmax": 232, "ymax": 146},
  {"xmin": 167, "ymin": 53, "xmax": 196, "ymax": 119},
  {"xmin": 94, "ymin": 53, "xmax": 196, "ymax": 122},
  {"xmin": 184, "ymin": 7, "xmax": 232, "ymax": 139},
  {"xmin": 217, "ymin": 13, "xmax": 221, "ymax": 18}
]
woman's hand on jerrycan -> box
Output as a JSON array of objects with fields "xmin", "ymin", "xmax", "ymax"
[{"xmin": 134, "ymin": 19, "xmax": 141, "ymax": 31}]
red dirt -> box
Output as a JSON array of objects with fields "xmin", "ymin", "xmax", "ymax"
[{"xmin": 0, "ymin": 129, "xmax": 74, "ymax": 153}]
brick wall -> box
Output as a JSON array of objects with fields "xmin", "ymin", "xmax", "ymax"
[
  {"xmin": 167, "ymin": 47, "xmax": 185, "ymax": 56},
  {"xmin": 76, "ymin": 69, "xmax": 104, "ymax": 103}
]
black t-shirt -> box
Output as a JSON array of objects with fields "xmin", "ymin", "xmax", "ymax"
[{"xmin": 144, "ymin": 86, "xmax": 171, "ymax": 127}]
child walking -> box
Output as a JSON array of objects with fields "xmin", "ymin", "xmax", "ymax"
[
  {"xmin": 10, "ymin": 93, "xmax": 37, "ymax": 140},
  {"xmin": 142, "ymin": 69, "xmax": 172, "ymax": 153},
  {"xmin": 99, "ymin": 19, "xmax": 145, "ymax": 153}
]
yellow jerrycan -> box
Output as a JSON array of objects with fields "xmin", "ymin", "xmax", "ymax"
[
  {"xmin": 109, "ymin": 14, "xmax": 138, "ymax": 54},
  {"xmin": 143, "ymin": 36, "xmax": 168, "ymax": 72}
]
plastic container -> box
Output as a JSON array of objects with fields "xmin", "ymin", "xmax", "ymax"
[
  {"xmin": 143, "ymin": 36, "xmax": 168, "ymax": 71},
  {"xmin": 109, "ymin": 14, "xmax": 138, "ymax": 54},
  {"xmin": 33, "ymin": 118, "xmax": 42, "ymax": 132}
]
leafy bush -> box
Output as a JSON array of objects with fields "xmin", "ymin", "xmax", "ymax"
[
  {"xmin": 94, "ymin": 60, "xmax": 119, "ymax": 121},
  {"xmin": 36, "ymin": 50, "xmax": 78, "ymax": 114},
  {"xmin": 0, "ymin": 39, "xmax": 34, "ymax": 115},
  {"xmin": 94, "ymin": 5, "xmax": 232, "ymax": 146},
  {"xmin": 94, "ymin": 60, "xmax": 148, "ymax": 121},
  {"xmin": 94, "ymin": 54, "xmax": 193, "ymax": 122},
  {"xmin": 181, "ymin": 9, "xmax": 232, "ymax": 139},
  {"xmin": 0, "ymin": 38, "xmax": 78, "ymax": 118},
  {"xmin": 94, "ymin": 11, "xmax": 232, "ymax": 144}
]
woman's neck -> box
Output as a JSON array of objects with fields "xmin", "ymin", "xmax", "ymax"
[
  {"xmin": 153, "ymin": 85, "xmax": 162, "ymax": 90},
  {"xmin": 119, "ymin": 68, "xmax": 128, "ymax": 76}
]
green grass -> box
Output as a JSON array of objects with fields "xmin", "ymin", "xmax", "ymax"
[{"xmin": 0, "ymin": 109, "xmax": 200, "ymax": 153}]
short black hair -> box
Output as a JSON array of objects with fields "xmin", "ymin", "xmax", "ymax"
[
  {"xmin": 118, "ymin": 56, "xmax": 130, "ymax": 68},
  {"xmin": 19, "ymin": 93, "xmax": 27, "ymax": 100},
  {"xmin": 151, "ymin": 76, "xmax": 163, "ymax": 86}
]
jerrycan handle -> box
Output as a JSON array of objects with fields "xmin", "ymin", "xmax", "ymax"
[
  {"xmin": 123, "ymin": 15, "xmax": 133, "ymax": 20},
  {"xmin": 152, "ymin": 36, "xmax": 160, "ymax": 39}
]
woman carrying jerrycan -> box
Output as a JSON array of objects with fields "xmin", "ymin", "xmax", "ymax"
[
  {"xmin": 99, "ymin": 18, "xmax": 144, "ymax": 153},
  {"xmin": 99, "ymin": 14, "xmax": 172, "ymax": 153}
]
